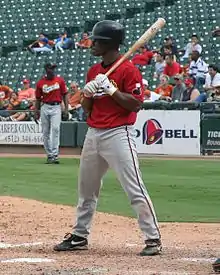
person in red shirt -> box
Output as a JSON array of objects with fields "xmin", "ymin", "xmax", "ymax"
[
  {"xmin": 132, "ymin": 45, "xmax": 154, "ymax": 67},
  {"xmin": 35, "ymin": 63, "xmax": 68, "ymax": 164},
  {"xmin": 54, "ymin": 20, "xmax": 161, "ymax": 257},
  {"xmin": 163, "ymin": 54, "xmax": 181, "ymax": 77}
]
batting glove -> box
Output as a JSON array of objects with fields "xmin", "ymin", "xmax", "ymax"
[
  {"xmin": 83, "ymin": 80, "xmax": 99, "ymax": 98},
  {"xmin": 95, "ymin": 74, "xmax": 117, "ymax": 96}
]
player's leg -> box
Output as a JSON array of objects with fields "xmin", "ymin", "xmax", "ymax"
[
  {"xmin": 54, "ymin": 128, "xmax": 109, "ymax": 251},
  {"xmin": 40, "ymin": 104, "xmax": 52, "ymax": 162},
  {"xmin": 100, "ymin": 126, "xmax": 161, "ymax": 256},
  {"xmin": 50, "ymin": 105, "xmax": 61, "ymax": 163}
]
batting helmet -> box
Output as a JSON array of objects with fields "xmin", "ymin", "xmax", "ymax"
[{"xmin": 91, "ymin": 20, "xmax": 125, "ymax": 44}]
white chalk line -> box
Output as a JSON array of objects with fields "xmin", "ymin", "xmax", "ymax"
[
  {"xmin": 179, "ymin": 257, "xmax": 216, "ymax": 263},
  {"xmin": 0, "ymin": 258, "xmax": 55, "ymax": 263},
  {"xmin": 0, "ymin": 242, "xmax": 43, "ymax": 249}
]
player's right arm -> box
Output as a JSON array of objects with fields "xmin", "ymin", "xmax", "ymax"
[{"xmin": 34, "ymin": 81, "xmax": 42, "ymax": 119}]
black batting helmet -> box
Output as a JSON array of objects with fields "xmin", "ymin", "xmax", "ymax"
[{"xmin": 91, "ymin": 20, "xmax": 125, "ymax": 44}]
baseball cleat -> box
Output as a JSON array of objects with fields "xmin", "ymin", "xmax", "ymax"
[
  {"xmin": 140, "ymin": 239, "xmax": 162, "ymax": 256},
  {"xmin": 52, "ymin": 156, "xmax": 60, "ymax": 164},
  {"xmin": 53, "ymin": 233, "xmax": 88, "ymax": 251},
  {"xmin": 46, "ymin": 157, "xmax": 53, "ymax": 164}
]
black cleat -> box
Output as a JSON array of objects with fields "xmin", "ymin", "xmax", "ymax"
[
  {"xmin": 46, "ymin": 157, "xmax": 53, "ymax": 164},
  {"xmin": 52, "ymin": 156, "xmax": 60, "ymax": 164},
  {"xmin": 53, "ymin": 233, "xmax": 88, "ymax": 251}
]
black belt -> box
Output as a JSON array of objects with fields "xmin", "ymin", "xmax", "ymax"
[{"xmin": 44, "ymin": 102, "xmax": 61, "ymax": 106}]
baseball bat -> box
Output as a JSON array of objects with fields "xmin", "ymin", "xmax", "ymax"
[{"xmin": 105, "ymin": 18, "xmax": 166, "ymax": 77}]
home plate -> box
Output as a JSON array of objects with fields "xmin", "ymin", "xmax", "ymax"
[
  {"xmin": 179, "ymin": 258, "xmax": 216, "ymax": 263},
  {"xmin": 0, "ymin": 258, "xmax": 55, "ymax": 263},
  {"xmin": 0, "ymin": 242, "xmax": 43, "ymax": 249}
]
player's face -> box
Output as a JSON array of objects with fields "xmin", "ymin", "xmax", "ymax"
[
  {"xmin": 91, "ymin": 40, "xmax": 108, "ymax": 56},
  {"xmin": 46, "ymin": 68, "xmax": 55, "ymax": 79}
]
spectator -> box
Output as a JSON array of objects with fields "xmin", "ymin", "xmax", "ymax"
[
  {"xmin": 0, "ymin": 91, "xmax": 20, "ymax": 117},
  {"xmin": 0, "ymin": 97, "xmax": 31, "ymax": 122},
  {"xmin": 204, "ymin": 64, "xmax": 220, "ymax": 94},
  {"xmin": 212, "ymin": 28, "xmax": 220, "ymax": 37},
  {"xmin": 208, "ymin": 81, "xmax": 220, "ymax": 102},
  {"xmin": 181, "ymin": 78, "xmax": 200, "ymax": 102},
  {"xmin": 54, "ymin": 32, "xmax": 73, "ymax": 52},
  {"xmin": 18, "ymin": 79, "xmax": 35, "ymax": 102},
  {"xmin": 75, "ymin": 32, "xmax": 92, "ymax": 49},
  {"xmin": 154, "ymin": 52, "xmax": 165, "ymax": 79},
  {"xmin": 154, "ymin": 74, "xmax": 173, "ymax": 97},
  {"xmin": 180, "ymin": 34, "xmax": 202, "ymax": 60},
  {"xmin": 0, "ymin": 82, "xmax": 13, "ymax": 110},
  {"xmin": 163, "ymin": 54, "xmax": 181, "ymax": 77},
  {"xmin": 27, "ymin": 33, "xmax": 53, "ymax": 53},
  {"xmin": 67, "ymin": 81, "xmax": 84, "ymax": 121},
  {"xmin": 171, "ymin": 74, "xmax": 186, "ymax": 101},
  {"xmin": 181, "ymin": 54, "xmax": 192, "ymax": 77},
  {"xmin": 160, "ymin": 37, "xmax": 178, "ymax": 58},
  {"xmin": 132, "ymin": 45, "xmax": 154, "ymax": 68},
  {"xmin": 189, "ymin": 51, "xmax": 208, "ymax": 90}
]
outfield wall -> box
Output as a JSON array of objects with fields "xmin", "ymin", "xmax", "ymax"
[{"xmin": 0, "ymin": 102, "xmax": 220, "ymax": 156}]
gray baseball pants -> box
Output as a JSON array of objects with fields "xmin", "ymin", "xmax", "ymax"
[
  {"xmin": 73, "ymin": 125, "xmax": 161, "ymax": 241},
  {"xmin": 40, "ymin": 104, "xmax": 61, "ymax": 158}
]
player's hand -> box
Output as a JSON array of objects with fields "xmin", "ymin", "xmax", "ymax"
[
  {"xmin": 83, "ymin": 80, "xmax": 99, "ymax": 98},
  {"xmin": 95, "ymin": 74, "xmax": 117, "ymax": 96},
  {"xmin": 34, "ymin": 110, "xmax": 40, "ymax": 124}
]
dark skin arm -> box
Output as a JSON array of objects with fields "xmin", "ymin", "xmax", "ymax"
[
  {"xmin": 34, "ymin": 99, "xmax": 41, "ymax": 119},
  {"xmin": 63, "ymin": 94, "xmax": 68, "ymax": 112},
  {"xmin": 111, "ymin": 90, "xmax": 142, "ymax": 112},
  {"xmin": 81, "ymin": 96, "xmax": 93, "ymax": 114}
]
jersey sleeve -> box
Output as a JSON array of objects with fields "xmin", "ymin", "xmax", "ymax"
[
  {"xmin": 122, "ymin": 65, "xmax": 144, "ymax": 102},
  {"xmin": 60, "ymin": 78, "xmax": 68, "ymax": 95},
  {"xmin": 35, "ymin": 81, "xmax": 42, "ymax": 99}
]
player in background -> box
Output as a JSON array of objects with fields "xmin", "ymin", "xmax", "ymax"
[
  {"xmin": 54, "ymin": 20, "xmax": 162, "ymax": 256},
  {"xmin": 34, "ymin": 63, "xmax": 68, "ymax": 164}
]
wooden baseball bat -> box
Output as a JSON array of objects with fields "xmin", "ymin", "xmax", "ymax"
[{"xmin": 105, "ymin": 18, "xmax": 166, "ymax": 77}]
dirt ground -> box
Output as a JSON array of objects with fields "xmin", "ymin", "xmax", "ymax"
[
  {"xmin": 0, "ymin": 148, "xmax": 219, "ymax": 274},
  {"xmin": 0, "ymin": 196, "xmax": 219, "ymax": 275}
]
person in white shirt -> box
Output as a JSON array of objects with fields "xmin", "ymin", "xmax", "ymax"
[
  {"xmin": 181, "ymin": 35, "xmax": 202, "ymax": 60},
  {"xmin": 189, "ymin": 51, "xmax": 208, "ymax": 91},
  {"xmin": 153, "ymin": 52, "xmax": 165, "ymax": 79},
  {"xmin": 205, "ymin": 64, "xmax": 220, "ymax": 92}
]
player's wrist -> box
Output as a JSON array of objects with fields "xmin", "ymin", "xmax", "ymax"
[{"xmin": 107, "ymin": 86, "xmax": 117, "ymax": 96}]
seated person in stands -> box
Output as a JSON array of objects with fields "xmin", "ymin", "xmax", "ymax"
[
  {"xmin": 75, "ymin": 32, "xmax": 92, "ymax": 49},
  {"xmin": 18, "ymin": 79, "xmax": 35, "ymax": 102},
  {"xmin": 179, "ymin": 34, "xmax": 202, "ymax": 61},
  {"xmin": 0, "ymin": 82, "xmax": 13, "ymax": 110},
  {"xmin": 181, "ymin": 78, "xmax": 200, "ymax": 102},
  {"xmin": 67, "ymin": 81, "xmax": 84, "ymax": 121},
  {"xmin": 160, "ymin": 37, "xmax": 178, "ymax": 59},
  {"xmin": 27, "ymin": 33, "xmax": 53, "ymax": 53},
  {"xmin": 54, "ymin": 32, "xmax": 73, "ymax": 52},
  {"xmin": 212, "ymin": 27, "xmax": 220, "ymax": 37},
  {"xmin": 132, "ymin": 45, "xmax": 154, "ymax": 68},
  {"xmin": 208, "ymin": 82, "xmax": 220, "ymax": 102},
  {"xmin": 171, "ymin": 74, "xmax": 186, "ymax": 102},
  {"xmin": 0, "ymin": 98, "xmax": 32, "ymax": 122},
  {"xmin": 153, "ymin": 52, "xmax": 165, "ymax": 79},
  {"xmin": 154, "ymin": 74, "xmax": 173, "ymax": 97},
  {"xmin": 0, "ymin": 91, "xmax": 20, "ymax": 117},
  {"xmin": 143, "ymin": 79, "xmax": 171, "ymax": 102},
  {"xmin": 163, "ymin": 54, "xmax": 181, "ymax": 77}
]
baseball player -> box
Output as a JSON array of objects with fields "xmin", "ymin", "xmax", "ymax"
[
  {"xmin": 54, "ymin": 20, "xmax": 161, "ymax": 256},
  {"xmin": 35, "ymin": 63, "xmax": 68, "ymax": 164}
]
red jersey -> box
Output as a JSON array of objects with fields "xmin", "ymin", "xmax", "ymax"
[
  {"xmin": 163, "ymin": 62, "xmax": 181, "ymax": 77},
  {"xmin": 86, "ymin": 58, "xmax": 144, "ymax": 129},
  {"xmin": 35, "ymin": 76, "xmax": 67, "ymax": 103}
]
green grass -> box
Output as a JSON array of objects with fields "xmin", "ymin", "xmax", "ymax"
[{"xmin": 0, "ymin": 158, "xmax": 219, "ymax": 222}]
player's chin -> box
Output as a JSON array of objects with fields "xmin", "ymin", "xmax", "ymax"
[{"xmin": 90, "ymin": 47, "xmax": 101, "ymax": 56}]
